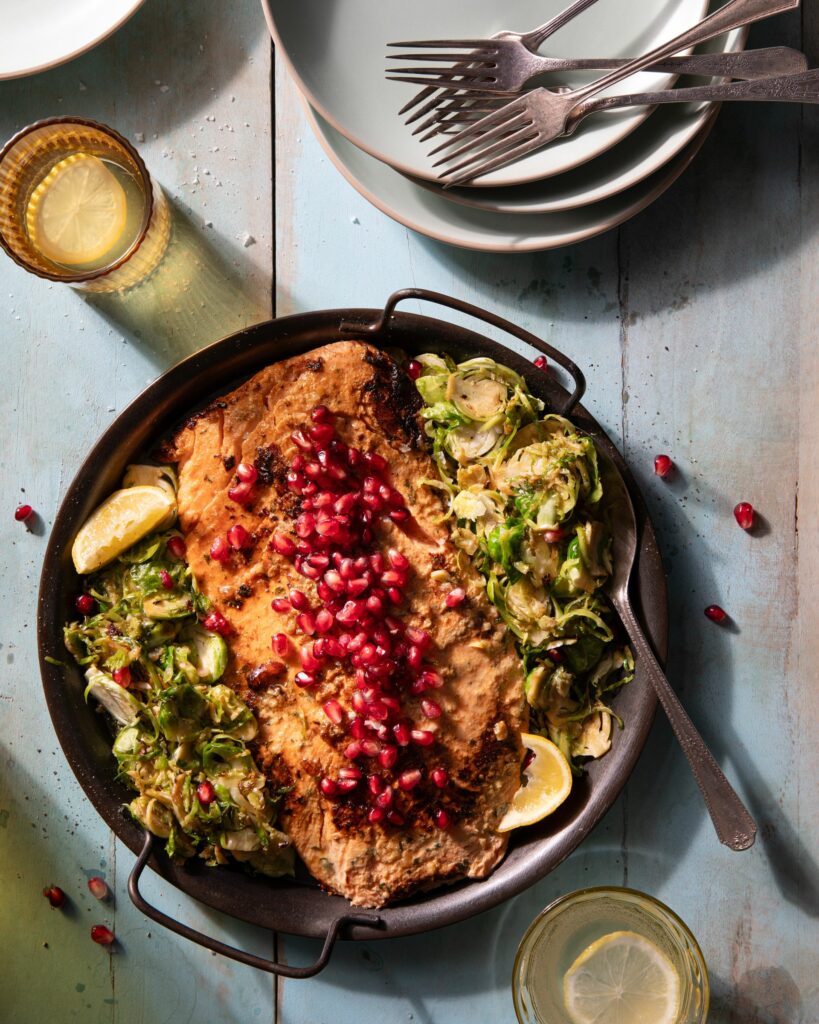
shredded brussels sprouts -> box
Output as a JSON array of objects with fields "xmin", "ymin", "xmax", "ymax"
[
  {"xmin": 64, "ymin": 527, "xmax": 293, "ymax": 877},
  {"xmin": 414, "ymin": 353, "xmax": 634, "ymax": 769}
]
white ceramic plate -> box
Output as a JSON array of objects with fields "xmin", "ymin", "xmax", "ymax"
[
  {"xmin": 263, "ymin": 0, "xmax": 708, "ymax": 187},
  {"xmin": 303, "ymin": 98, "xmax": 714, "ymax": 252},
  {"xmin": 0, "ymin": 0, "xmax": 145, "ymax": 80},
  {"xmin": 412, "ymin": 26, "xmax": 742, "ymax": 214}
]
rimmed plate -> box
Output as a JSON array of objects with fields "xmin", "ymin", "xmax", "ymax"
[
  {"xmin": 303, "ymin": 98, "xmax": 716, "ymax": 252},
  {"xmin": 412, "ymin": 27, "xmax": 741, "ymax": 214},
  {"xmin": 0, "ymin": 0, "xmax": 146, "ymax": 80},
  {"xmin": 262, "ymin": 0, "xmax": 708, "ymax": 188}
]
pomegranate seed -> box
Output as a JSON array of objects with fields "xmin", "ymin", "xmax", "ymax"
[
  {"xmin": 236, "ymin": 462, "xmax": 259, "ymax": 484},
  {"xmin": 203, "ymin": 611, "xmax": 232, "ymax": 637},
  {"xmin": 360, "ymin": 738, "xmax": 381, "ymax": 757},
  {"xmin": 387, "ymin": 548, "xmax": 410, "ymax": 571},
  {"xmin": 167, "ymin": 535, "xmax": 186, "ymax": 560},
  {"xmin": 43, "ymin": 885, "xmax": 66, "ymax": 908},
  {"xmin": 362, "ymin": 493, "xmax": 383, "ymax": 512},
  {"xmin": 368, "ymin": 774, "xmax": 385, "ymax": 795},
  {"xmin": 369, "ymin": 552, "xmax": 385, "ymax": 573},
  {"xmin": 411, "ymin": 729, "xmax": 436, "ymax": 747},
  {"xmin": 546, "ymin": 648, "xmax": 563, "ymax": 664},
  {"xmin": 364, "ymin": 451, "xmax": 388, "ymax": 474},
  {"xmin": 352, "ymin": 690, "xmax": 368, "ymax": 714},
  {"xmin": 366, "ymin": 594, "xmax": 385, "ymax": 617},
  {"xmin": 434, "ymin": 809, "xmax": 451, "ymax": 830},
  {"xmin": 407, "ymin": 360, "xmax": 422, "ymax": 380},
  {"xmin": 271, "ymin": 632, "xmax": 290, "ymax": 657},
  {"xmin": 533, "ymin": 355, "xmax": 548, "ymax": 370},
  {"xmin": 324, "ymin": 569, "xmax": 346, "ymax": 593},
  {"xmin": 431, "ymin": 767, "xmax": 448, "ymax": 789},
  {"xmin": 407, "ymin": 645, "xmax": 423, "ymax": 669},
  {"xmin": 398, "ymin": 769, "xmax": 422, "ymax": 791},
  {"xmin": 349, "ymin": 715, "xmax": 367, "ymax": 739},
  {"xmin": 90, "ymin": 925, "xmax": 115, "ymax": 947},
  {"xmin": 272, "ymin": 532, "xmax": 296, "ymax": 556},
  {"xmin": 393, "ymin": 721, "xmax": 412, "ymax": 747},
  {"xmin": 320, "ymin": 777, "xmax": 339, "ymax": 798},
  {"xmin": 543, "ymin": 528, "xmax": 566, "ymax": 543},
  {"xmin": 157, "ymin": 569, "xmax": 174, "ymax": 591},
  {"xmin": 210, "ymin": 536, "xmax": 229, "ymax": 562},
  {"xmin": 420, "ymin": 669, "xmax": 443, "ymax": 690},
  {"xmin": 381, "ymin": 570, "xmax": 405, "ymax": 587},
  {"xmin": 405, "ymin": 627, "xmax": 430, "ymax": 649},
  {"xmin": 389, "ymin": 509, "xmax": 411, "ymax": 524},
  {"xmin": 196, "ymin": 780, "xmax": 216, "ymax": 807},
  {"xmin": 315, "ymin": 609, "xmax": 334, "ymax": 634},
  {"xmin": 296, "ymin": 611, "xmax": 316, "ymax": 635},
  {"xmin": 271, "ymin": 597, "xmax": 291, "ymax": 613},
  {"xmin": 336, "ymin": 600, "xmax": 364, "ymax": 625},
  {"xmin": 309, "ymin": 422, "xmax": 335, "ymax": 446},
  {"xmin": 705, "ymin": 604, "xmax": 728, "ymax": 624},
  {"xmin": 300, "ymin": 645, "xmax": 322, "ymax": 672},
  {"xmin": 323, "ymin": 700, "xmax": 344, "ymax": 725},
  {"xmin": 345, "ymin": 741, "xmax": 363, "ymax": 760},
  {"xmin": 112, "ymin": 666, "xmax": 131, "ymax": 688},
  {"xmin": 375, "ymin": 787, "xmax": 394, "ymax": 809},
  {"xmin": 734, "ymin": 502, "xmax": 755, "ymax": 530},
  {"xmin": 228, "ymin": 481, "xmax": 254, "ymax": 505},
  {"xmin": 75, "ymin": 594, "xmax": 96, "ymax": 615},
  {"xmin": 420, "ymin": 697, "xmax": 442, "ymax": 720},
  {"xmin": 295, "ymin": 513, "xmax": 316, "ymax": 538},
  {"xmin": 311, "ymin": 405, "xmax": 333, "ymax": 423},
  {"xmin": 347, "ymin": 577, "xmax": 370, "ymax": 598},
  {"xmin": 294, "ymin": 671, "xmax": 316, "ymax": 689},
  {"xmin": 387, "ymin": 810, "xmax": 405, "ymax": 827},
  {"xmin": 654, "ymin": 454, "xmax": 674, "ymax": 478},
  {"xmin": 228, "ymin": 524, "xmax": 250, "ymax": 550},
  {"xmin": 368, "ymin": 806, "xmax": 385, "ymax": 824},
  {"xmin": 445, "ymin": 587, "xmax": 466, "ymax": 608},
  {"xmin": 287, "ymin": 471, "xmax": 306, "ymax": 492},
  {"xmin": 14, "ymin": 503, "xmax": 33, "ymax": 522},
  {"xmin": 291, "ymin": 429, "xmax": 313, "ymax": 451},
  {"xmin": 336, "ymin": 777, "xmax": 359, "ymax": 794},
  {"xmin": 87, "ymin": 876, "xmax": 109, "ymax": 901},
  {"xmin": 289, "ymin": 589, "xmax": 310, "ymax": 611},
  {"xmin": 378, "ymin": 745, "xmax": 398, "ymax": 769},
  {"xmin": 386, "ymin": 587, "xmax": 403, "ymax": 606}
]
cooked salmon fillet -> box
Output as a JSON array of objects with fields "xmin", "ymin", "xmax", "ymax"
[{"xmin": 162, "ymin": 341, "xmax": 527, "ymax": 907}]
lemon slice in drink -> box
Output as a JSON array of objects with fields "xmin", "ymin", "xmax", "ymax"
[
  {"xmin": 497, "ymin": 733, "xmax": 572, "ymax": 831},
  {"xmin": 564, "ymin": 931, "xmax": 681, "ymax": 1024},
  {"xmin": 72, "ymin": 486, "xmax": 177, "ymax": 574},
  {"xmin": 27, "ymin": 154, "xmax": 127, "ymax": 267}
]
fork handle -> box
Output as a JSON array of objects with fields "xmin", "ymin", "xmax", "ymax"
[
  {"xmin": 572, "ymin": 67, "xmax": 819, "ymax": 124},
  {"xmin": 521, "ymin": 0, "xmax": 603, "ymax": 51},
  {"xmin": 572, "ymin": 0, "xmax": 800, "ymax": 103},
  {"xmin": 611, "ymin": 593, "xmax": 757, "ymax": 852}
]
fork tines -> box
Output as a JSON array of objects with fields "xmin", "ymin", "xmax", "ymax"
[
  {"xmin": 430, "ymin": 96, "xmax": 537, "ymax": 185},
  {"xmin": 387, "ymin": 39, "xmax": 500, "ymax": 119}
]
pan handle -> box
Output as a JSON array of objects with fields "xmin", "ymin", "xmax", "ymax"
[
  {"xmin": 348, "ymin": 287, "xmax": 586, "ymax": 416},
  {"xmin": 127, "ymin": 831, "xmax": 382, "ymax": 978}
]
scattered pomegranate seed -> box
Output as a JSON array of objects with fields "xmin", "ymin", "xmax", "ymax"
[
  {"xmin": 546, "ymin": 648, "xmax": 563, "ymax": 664},
  {"xmin": 90, "ymin": 925, "xmax": 115, "ymax": 947},
  {"xmin": 734, "ymin": 502, "xmax": 755, "ymax": 530},
  {"xmin": 196, "ymin": 780, "xmax": 216, "ymax": 807},
  {"xmin": 159, "ymin": 569, "xmax": 174, "ymax": 590},
  {"xmin": 368, "ymin": 806, "xmax": 385, "ymax": 824},
  {"xmin": 398, "ymin": 769, "xmax": 422, "ymax": 791},
  {"xmin": 43, "ymin": 885, "xmax": 66, "ymax": 908},
  {"xmin": 431, "ymin": 767, "xmax": 448, "ymax": 789},
  {"xmin": 203, "ymin": 611, "xmax": 232, "ymax": 637},
  {"xmin": 112, "ymin": 666, "xmax": 131, "ymax": 688},
  {"xmin": 296, "ymin": 611, "xmax": 317, "ymax": 636},
  {"xmin": 411, "ymin": 729, "xmax": 436, "ymax": 747},
  {"xmin": 420, "ymin": 697, "xmax": 442, "ymax": 720},
  {"xmin": 323, "ymin": 699, "xmax": 344, "ymax": 725},
  {"xmin": 377, "ymin": 745, "xmax": 398, "ymax": 769},
  {"xmin": 236, "ymin": 462, "xmax": 259, "ymax": 484},
  {"xmin": 336, "ymin": 777, "xmax": 360, "ymax": 794},
  {"xmin": 87, "ymin": 877, "xmax": 110, "ymax": 901},
  {"xmin": 704, "ymin": 604, "xmax": 728, "ymax": 624},
  {"xmin": 166, "ymin": 535, "xmax": 186, "ymax": 560},
  {"xmin": 434, "ymin": 809, "xmax": 451, "ymax": 830},
  {"xmin": 294, "ymin": 671, "xmax": 317, "ymax": 688},
  {"xmin": 533, "ymin": 355, "xmax": 548, "ymax": 370},
  {"xmin": 210, "ymin": 536, "xmax": 229, "ymax": 562},
  {"xmin": 543, "ymin": 528, "xmax": 566, "ymax": 544},
  {"xmin": 272, "ymin": 532, "xmax": 296, "ymax": 556},
  {"xmin": 444, "ymin": 587, "xmax": 466, "ymax": 609},
  {"xmin": 406, "ymin": 360, "xmax": 422, "ymax": 380},
  {"xmin": 227, "ymin": 524, "xmax": 250, "ymax": 550},
  {"xmin": 320, "ymin": 777, "xmax": 340, "ymax": 798},
  {"xmin": 75, "ymin": 594, "xmax": 96, "ymax": 616},
  {"xmin": 271, "ymin": 597, "xmax": 291, "ymax": 614},
  {"xmin": 654, "ymin": 454, "xmax": 674, "ymax": 478},
  {"xmin": 228, "ymin": 481, "xmax": 254, "ymax": 505},
  {"xmin": 14, "ymin": 503, "xmax": 33, "ymax": 522},
  {"xmin": 289, "ymin": 589, "xmax": 310, "ymax": 611},
  {"xmin": 311, "ymin": 405, "xmax": 332, "ymax": 423},
  {"xmin": 387, "ymin": 810, "xmax": 405, "ymax": 827}
]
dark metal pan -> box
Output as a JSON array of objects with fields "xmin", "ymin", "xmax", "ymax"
[{"xmin": 37, "ymin": 288, "xmax": 667, "ymax": 977}]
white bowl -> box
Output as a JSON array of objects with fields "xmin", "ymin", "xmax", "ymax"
[
  {"xmin": 302, "ymin": 98, "xmax": 715, "ymax": 252},
  {"xmin": 0, "ymin": 0, "xmax": 146, "ymax": 80},
  {"xmin": 263, "ymin": 0, "xmax": 709, "ymax": 187}
]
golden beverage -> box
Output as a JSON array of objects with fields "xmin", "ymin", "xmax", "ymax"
[
  {"xmin": 513, "ymin": 888, "xmax": 709, "ymax": 1024},
  {"xmin": 0, "ymin": 117, "xmax": 170, "ymax": 292}
]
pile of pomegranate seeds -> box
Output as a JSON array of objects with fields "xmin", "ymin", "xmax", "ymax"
[
  {"xmin": 733, "ymin": 501, "xmax": 755, "ymax": 530},
  {"xmin": 43, "ymin": 885, "xmax": 66, "ymax": 908},
  {"xmin": 654, "ymin": 454, "xmax": 674, "ymax": 478},
  {"xmin": 269, "ymin": 406, "xmax": 453, "ymax": 830}
]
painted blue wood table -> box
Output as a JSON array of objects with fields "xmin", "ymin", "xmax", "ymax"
[{"xmin": 1, "ymin": 2, "xmax": 817, "ymax": 1021}]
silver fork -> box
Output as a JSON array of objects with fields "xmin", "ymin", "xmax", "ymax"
[
  {"xmin": 432, "ymin": 0, "xmax": 800, "ymax": 185},
  {"xmin": 409, "ymin": 47, "xmax": 807, "ymax": 143},
  {"xmin": 392, "ymin": 0, "xmax": 604, "ymax": 127}
]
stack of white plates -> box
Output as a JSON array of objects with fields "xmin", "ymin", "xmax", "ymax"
[{"xmin": 262, "ymin": 0, "xmax": 744, "ymax": 253}]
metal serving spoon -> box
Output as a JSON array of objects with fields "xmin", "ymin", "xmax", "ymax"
[{"xmin": 600, "ymin": 453, "xmax": 757, "ymax": 852}]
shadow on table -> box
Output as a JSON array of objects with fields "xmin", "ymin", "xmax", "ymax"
[
  {"xmin": 81, "ymin": 196, "xmax": 270, "ymax": 369},
  {"xmin": 710, "ymin": 966, "xmax": 815, "ymax": 1024}
]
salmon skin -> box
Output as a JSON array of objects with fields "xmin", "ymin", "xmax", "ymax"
[{"xmin": 163, "ymin": 341, "xmax": 526, "ymax": 908}]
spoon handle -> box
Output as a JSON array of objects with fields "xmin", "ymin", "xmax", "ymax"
[{"xmin": 612, "ymin": 595, "xmax": 757, "ymax": 852}]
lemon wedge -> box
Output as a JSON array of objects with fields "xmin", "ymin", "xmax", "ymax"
[
  {"xmin": 72, "ymin": 486, "xmax": 177, "ymax": 575},
  {"xmin": 564, "ymin": 931, "xmax": 681, "ymax": 1024},
  {"xmin": 497, "ymin": 733, "xmax": 572, "ymax": 831},
  {"xmin": 27, "ymin": 154, "xmax": 127, "ymax": 267}
]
